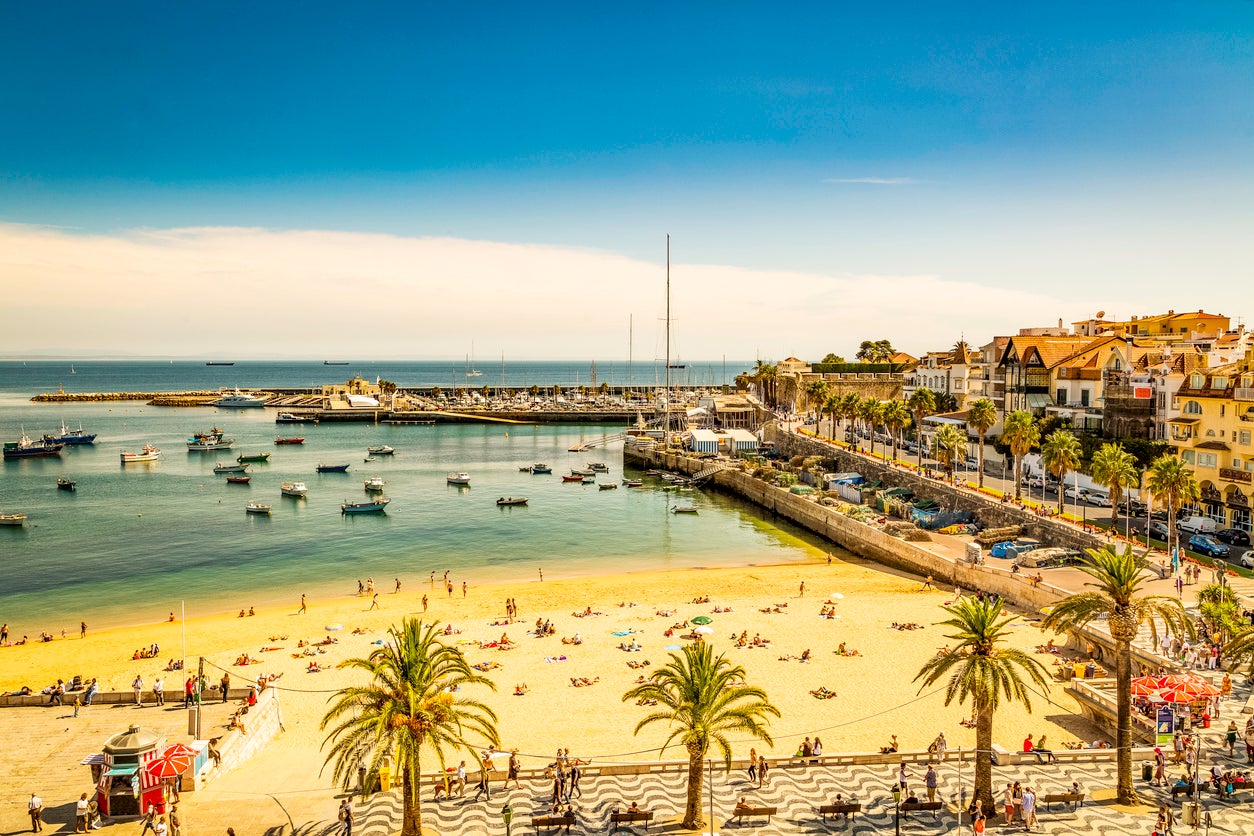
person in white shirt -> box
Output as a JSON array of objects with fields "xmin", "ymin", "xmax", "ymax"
[
  {"xmin": 75, "ymin": 793, "xmax": 90, "ymax": 832},
  {"xmin": 1021, "ymin": 787, "xmax": 1037, "ymax": 830},
  {"xmin": 29, "ymin": 793, "xmax": 43, "ymax": 832}
]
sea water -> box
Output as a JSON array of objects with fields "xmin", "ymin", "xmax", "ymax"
[{"xmin": 0, "ymin": 361, "xmax": 826, "ymax": 636}]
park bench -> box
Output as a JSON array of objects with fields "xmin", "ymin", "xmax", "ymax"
[
  {"xmin": 731, "ymin": 805, "xmax": 778, "ymax": 825},
  {"xmin": 1215, "ymin": 781, "xmax": 1254, "ymax": 800},
  {"xmin": 818, "ymin": 802, "xmax": 861, "ymax": 822},
  {"xmin": 900, "ymin": 800, "xmax": 943, "ymax": 819},
  {"xmin": 1171, "ymin": 783, "xmax": 1197, "ymax": 800},
  {"xmin": 1041, "ymin": 792, "xmax": 1085, "ymax": 811},
  {"xmin": 531, "ymin": 813, "xmax": 575, "ymax": 833},
  {"xmin": 609, "ymin": 810, "xmax": 654, "ymax": 831}
]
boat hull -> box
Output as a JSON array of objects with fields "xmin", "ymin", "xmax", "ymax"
[
  {"xmin": 274, "ymin": 437, "xmax": 304, "ymax": 445},
  {"xmin": 317, "ymin": 464, "xmax": 351, "ymax": 473},
  {"xmin": 342, "ymin": 499, "xmax": 389, "ymax": 514}
]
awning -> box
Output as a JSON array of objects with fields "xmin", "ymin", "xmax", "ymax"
[
  {"xmin": 1026, "ymin": 394, "xmax": 1052, "ymax": 408},
  {"xmin": 81, "ymin": 753, "xmax": 106, "ymax": 766},
  {"xmin": 1195, "ymin": 441, "xmax": 1231, "ymax": 451},
  {"xmin": 104, "ymin": 764, "xmax": 139, "ymax": 777},
  {"xmin": 1167, "ymin": 417, "xmax": 1200, "ymax": 424}
]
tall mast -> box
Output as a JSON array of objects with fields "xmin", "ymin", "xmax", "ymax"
[
  {"xmin": 665, "ymin": 234, "xmax": 671, "ymax": 432},
  {"xmin": 628, "ymin": 314, "xmax": 633, "ymax": 389}
]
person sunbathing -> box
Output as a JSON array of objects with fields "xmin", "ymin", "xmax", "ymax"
[
  {"xmin": 800, "ymin": 649, "xmax": 811, "ymax": 662},
  {"xmin": 879, "ymin": 735, "xmax": 898, "ymax": 754},
  {"xmin": 513, "ymin": 683, "xmax": 528, "ymax": 696},
  {"xmin": 307, "ymin": 661, "xmax": 321, "ymax": 672}
]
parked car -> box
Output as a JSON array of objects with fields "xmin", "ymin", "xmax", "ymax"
[
  {"xmin": 1087, "ymin": 492, "xmax": 1112, "ymax": 507},
  {"xmin": 1242, "ymin": 552, "xmax": 1254, "ymax": 570},
  {"xmin": 1188, "ymin": 534, "xmax": 1229, "ymax": 558},
  {"xmin": 1063, "ymin": 486, "xmax": 1088, "ymax": 501},
  {"xmin": 1178, "ymin": 516, "xmax": 1219, "ymax": 535},
  {"xmin": 1119, "ymin": 498, "xmax": 1147, "ymax": 516},
  {"xmin": 1214, "ymin": 528, "xmax": 1251, "ymax": 547},
  {"xmin": 964, "ymin": 457, "xmax": 979, "ymax": 470},
  {"xmin": 1146, "ymin": 520, "xmax": 1172, "ymax": 541}
]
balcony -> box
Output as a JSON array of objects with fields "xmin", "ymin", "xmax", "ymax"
[
  {"xmin": 1236, "ymin": 388, "xmax": 1254, "ymax": 402},
  {"xmin": 1220, "ymin": 467, "xmax": 1252, "ymax": 484}
]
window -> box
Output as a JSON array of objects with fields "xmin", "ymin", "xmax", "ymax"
[
  {"xmin": 1191, "ymin": 374, "xmax": 1205, "ymax": 388},
  {"xmin": 1213, "ymin": 377, "xmax": 1229, "ymax": 389},
  {"xmin": 1183, "ymin": 400, "xmax": 1203, "ymax": 415},
  {"xmin": 1197, "ymin": 452, "xmax": 1218, "ymax": 468},
  {"xmin": 1056, "ymin": 389, "xmax": 1066, "ymax": 406},
  {"xmin": 1240, "ymin": 430, "xmax": 1251, "ymax": 446},
  {"xmin": 1080, "ymin": 389, "xmax": 1091, "ymax": 407},
  {"xmin": 1182, "ymin": 449, "xmax": 1196, "ymax": 464}
]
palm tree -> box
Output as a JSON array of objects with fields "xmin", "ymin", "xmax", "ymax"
[
  {"xmin": 965, "ymin": 398, "xmax": 997, "ymax": 489},
  {"xmin": 915, "ymin": 597, "xmax": 1049, "ymax": 812},
  {"xmin": 1001, "ymin": 411, "xmax": 1040, "ymax": 501},
  {"xmin": 1090, "ymin": 443, "xmax": 1140, "ymax": 527},
  {"xmin": 821, "ymin": 393, "xmax": 842, "ymax": 440},
  {"xmin": 623, "ymin": 643, "xmax": 779, "ymax": 829},
  {"xmin": 907, "ymin": 388, "xmax": 936, "ymax": 469},
  {"xmin": 321, "ymin": 620, "xmax": 500, "ymax": 836},
  {"xmin": 1145, "ymin": 455, "xmax": 1201, "ymax": 562},
  {"xmin": 837, "ymin": 393, "xmax": 861, "ymax": 443},
  {"xmin": 881, "ymin": 400, "xmax": 911, "ymax": 463},
  {"xmin": 859, "ymin": 397, "xmax": 882, "ymax": 456},
  {"xmin": 1040, "ymin": 429, "xmax": 1081, "ymax": 514},
  {"xmin": 804, "ymin": 380, "xmax": 830, "ymax": 423},
  {"xmin": 1042, "ymin": 544, "xmax": 1191, "ymax": 804},
  {"xmin": 753, "ymin": 362, "xmax": 779, "ymax": 407},
  {"xmin": 933, "ymin": 424, "xmax": 968, "ymax": 480}
]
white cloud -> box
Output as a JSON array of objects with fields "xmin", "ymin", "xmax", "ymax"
[{"xmin": 0, "ymin": 223, "xmax": 1069, "ymax": 361}]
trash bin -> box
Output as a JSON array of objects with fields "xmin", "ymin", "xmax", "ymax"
[
  {"xmin": 379, "ymin": 763, "xmax": 391, "ymax": 792},
  {"xmin": 1203, "ymin": 714, "xmax": 1211, "ymax": 728},
  {"xmin": 1142, "ymin": 762, "xmax": 1153, "ymax": 782},
  {"xmin": 1182, "ymin": 802, "xmax": 1200, "ymax": 826}
]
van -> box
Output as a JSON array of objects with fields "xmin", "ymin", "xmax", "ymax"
[{"xmin": 1177, "ymin": 516, "xmax": 1218, "ymax": 535}]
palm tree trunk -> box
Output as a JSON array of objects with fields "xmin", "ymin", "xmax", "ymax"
[
  {"xmin": 974, "ymin": 696, "xmax": 994, "ymax": 812},
  {"xmin": 402, "ymin": 764, "xmax": 422, "ymax": 836},
  {"xmin": 1014, "ymin": 454, "xmax": 1023, "ymax": 501},
  {"xmin": 683, "ymin": 745, "xmax": 705, "ymax": 829},
  {"xmin": 1057, "ymin": 471, "xmax": 1066, "ymax": 514},
  {"xmin": 1110, "ymin": 485, "xmax": 1121, "ymax": 528},
  {"xmin": 977, "ymin": 437, "xmax": 985, "ymax": 489},
  {"xmin": 1115, "ymin": 638, "xmax": 1138, "ymax": 804}
]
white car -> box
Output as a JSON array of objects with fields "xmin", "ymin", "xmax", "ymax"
[
  {"xmin": 1063, "ymin": 486, "xmax": 1087, "ymax": 500},
  {"xmin": 1087, "ymin": 493, "xmax": 1112, "ymax": 507}
]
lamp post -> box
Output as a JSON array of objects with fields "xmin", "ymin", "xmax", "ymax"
[
  {"xmin": 892, "ymin": 785, "xmax": 902, "ymax": 836},
  {"xmin": 501, "ymin": 802, "xmax": 513, "ymax": 836}
]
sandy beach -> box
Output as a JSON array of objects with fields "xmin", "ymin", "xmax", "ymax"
[{"xmin": 2, "ymin": 551, "xmax": 1099, "ymax": 776}]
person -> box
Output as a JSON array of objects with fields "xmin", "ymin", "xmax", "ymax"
[
  {"xmin": 812, "ymin": 736, "xmax": 824, "ymax": 759},
  {"xmin": 1157, "ymin": 804, "xmax": 1173, "ymax": 835},
  {"xmin": 140, "ymin": 807, "xmax": 157, "ymax": 834},
  {"xmin": 880, "ymin": 734, "xmax": 898, "ymax": 754},
  {"xmin": 132, "ymin": 674, "xmax": 144, "ymax": 706},
  {"xmin": 422, "ymin": 594, "xmax": 428, "ymax": 612},
  {"xmin": 735, "ymin": 796, "xmax": 752, "ymax": 813},
  {"xmin": 473, "ymin": 763, "xmax": 491, "ymax": 801},
  {"xmin": 369, "ymin": 593, "xmax": 379, "ymax": 611},
  {"xmin": 972, "ymin": 808, "xmax": 986, "ymax": 835},
  {"xmin": 627, "ymin": 801, "xmax": 641, "ymax": 813},
  {"xmin": 506, "ymin": 749, "xmax": 521, "ymax": 789},
  {"xmin": 1228, "ymin": 720, "xmax": 1239, "ymax": 757},
  {"xmin": 925, "ymin": 765, "xmax": 938, "ymax": 802},
  {"xmin": 168, "ymin": 806, "xmax": 181, "ymax": 836},
  {"xmin": 897, "ymin": 761, "xmax": 909, "ymax": 792},
  {"xmin": 73, "ymin": 695, "xmax": 81, "ymax": 718},
  {"xmin": 758, "ymin": 755, "xmax": 769, "ymax": 787},
  {"xmin": 923, "ymin": 574, "xmax": 933, "ymax": 589},
  {"xmin": 80, "ymin": 621, "xmax": 87, "ymax": 638},
  {"xmin": 747, "ymin": 747, "xmax": 757, "ymax": 782},
  {"xmin": 153, "ymin": 677, "xmax": 164, "ymax": 706},
  {"xmin": 799, "ymin": 580, "xmax": 805, "ymax": 597},
  {"xmin": 29, "ymin": 792, "xmax": 43, "ymax": 832},
  {"xmin": 221, "ymin": 672, "xmax": 231, "ymax": 703},
  {"xmin": 299, "ymin": 594, "xmax": 307, "ymax": 614},
  {"xmin": 84, "ymin": 678, "xmax": 98, "ymax": 706},
  {"xmin": 456, "ymin": 761, "xmax": 467, "ymax": 796},
  {"xmin": 338, "ymin": 798, "xmax": 354, "ymax": 835},
  {"xmin": 1021, "ymin": 786, "xmax": 1037, "ymax": 831},
  {"xmin": 933, "ymin": 731, "xmax": 948, "ymax": 760},
  {"xmin": 153, "ymin": 817, "xmax": 168, "ymax": 836},
  {"xmin": 1003, "ymin": 783, "xmax": 1015, "ymax": 825}
]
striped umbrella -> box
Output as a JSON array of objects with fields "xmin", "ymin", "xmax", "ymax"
[{"xmin": 144, "ymin": 746, "xmax": 195, "ymax": 779}]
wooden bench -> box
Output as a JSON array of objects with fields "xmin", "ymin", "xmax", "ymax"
[
  {"xmin": 1171, "ymin": 783, "xmax": 1197, "ymax": 800},
  {"xmin": 731, "ymin": 806, "xmax": 778, "ymax": 825},
  {"xmin": 609, "ymin": 810, "xmax": 654, "ymax": 831},
  {"xmin": 1216, "ymin": 781, "xmax": 1254, "ymax": 799},
  {"xmin": 900, "ymin": 800, "xmax": 943, "ymax": 819},
  {"xmin": 818, "ymin": 802, "xmax": 861, "ymax": 821},
  {"xmin": 531, "ymin": 813, "xmax": 575, "ymax": 833},
  {"xmin": 1041, "ymin": 792, "xmax": 1085, "ymax": 811}
]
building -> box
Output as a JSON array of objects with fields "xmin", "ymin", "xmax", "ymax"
[
  {"xmin": 1071, "ymin": 310, "xmax": 1230, "ymax": 341},
  {"xmin": 995, "ymin": 334, "xmax": 1097, "ymax": 416}
]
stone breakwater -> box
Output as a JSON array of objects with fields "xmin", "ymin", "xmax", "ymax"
[{"xmin": 31, "ymin": 390, "xmax": 221, "ymax": 403}]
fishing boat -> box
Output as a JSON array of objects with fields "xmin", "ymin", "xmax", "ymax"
[
  {"xmin": 363, "ymin": 476, "xmax": 385, "ymax": 492},
  {"xmin": 226, "ymin": 475, "xmax": 251, "ymax": 484},
  {"xmin": 496, "ymin": 497, "xmax": 528, "ymax": 506},
  {"xmin": 342, "ymin": 497, "xmax": 390, "ymax": 514},
  {"xmin": 211, "ymin": 389, "xmax": 268, "ymax": 409},
  {"xmin": 587, "ymin": 462, "xmax": 610, "ymax": 473},
  {"xmin": 274, "ymin": 437, "xmax": 305, "ymax": 445},
  {"xmin": 245, "ymin": 502, "xmax": 272, "ymax": 515},
  {"xmin": 531, "ymin": 463, "xmax": 552, "ymax": 474},
  {"xmin": 186, "ymin": 428, "xmax": 234, "ymax": 451},
  {"xmin": 581, "ymin": 476, "xmax": 596, "ymax": 484},
  {"xmin": 56, "ymin": 478, "xmax": 77, "ymax": 491},
  {"xmin": 598, "ymin": 482, "xmax": 618, "ymax": 490},
  {"xmin": 671, "ymin": 505, "xmax": 698, "ymax": 514},
  {"xmin": 570, "ymin": 468, "xmax": 594, "ymax": 477},
  {"xmin": 561, "ymin": 474, "xmax": 584, "ymax": 482},
  {"xmin": 213, "ymin": 462, "xmax": 248, "ymax": 474},
  {"xmin": 518, "ymin": 465, "xmax": 533, "ymax": 472},
  {"xmin": 281, "ymin": 481, "xmax": 308, "ymax": 498},
  {"xmin": 366, "ymin": 445, "xmax": 394, "ymax": 455},
  {"xmin": 43, "ymin": 421, "xmax": 97, "ymax": 445},
  {"xmin": 236, "ymin": 452, "xmax": 271, "ymax": 463},
  {"xmin": 4, "ymin": 433, "xmax": 64, "ymax": 459},
  {"xmin": 0, "ymin": 513, "xmax": 27, "ymax": 526},
  {"xmin": 275, "ymin": 412, "xmax": 318, "ymax": 424},
  {"xmin": 316, "ymin": 463, "xmax": 351, "ymax": 473},
  {"xmin": 120, "ymin": 445, "xmax": 161, "ymax": 463},
  {"xmin": 446, "ymin": 472, "xmax": 471, "ymax": 486},
  {"xmin": 622, "ymin": 479, "xmax": 643, "ymax": 488}
]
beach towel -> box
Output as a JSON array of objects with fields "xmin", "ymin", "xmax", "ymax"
[
  {"xmin": 665, "ymin": 645, "xmax": 681, "ymax": 651},
  {"xmin": 612, "ymin": 630, "xmax": 636, "ymax": 637}
]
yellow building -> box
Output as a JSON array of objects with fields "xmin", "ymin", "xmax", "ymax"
[
  {"xmin": 1167, "ymin": 349, "xmax": 1254, "ymax": 532},
  {"xmin": 1072, "ymin": 309, "xmax": 1230, "ymax": 341}
]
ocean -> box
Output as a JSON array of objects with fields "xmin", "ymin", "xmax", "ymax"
[{"xmin": 0, "ymin": 361, "xmax": 827, "ymax": 637}]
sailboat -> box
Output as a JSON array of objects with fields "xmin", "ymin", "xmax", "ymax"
[{"xmin": 465, "ymin": 340, "xmax": 482, "ymax": 378}]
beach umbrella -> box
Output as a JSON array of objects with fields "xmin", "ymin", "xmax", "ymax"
[
  {"xmin": 1131, "ymin": 676, "xmax": 1164, "ymax": 696},
  {"xmin": 694, "ymin": 625, "xmax": 714, "ymax": 634},
  {"xmin": 144, "ymin": 747, "xmax": 195, "ymax": 779},
  {"xmin": 690, "ymin": 616, "xmax": 713, "ymax": 625}
]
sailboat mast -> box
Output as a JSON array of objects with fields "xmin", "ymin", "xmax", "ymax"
[{"xmin": 665, "ymin": 234, "xmax": 671, "ymax": 433}]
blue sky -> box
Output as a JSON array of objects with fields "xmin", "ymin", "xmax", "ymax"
[{"xmin": 1, "ymin": 3, "xmax": 1251, "ymax": 359}]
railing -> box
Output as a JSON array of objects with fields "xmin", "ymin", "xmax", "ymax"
[
  {"xmin": 1219, "ymin": 467, "xmax": 1252, "ymax": 484},
  {"xmin": 1234, "ymin": 388, "xmax": 1254, "ymax": 402}
]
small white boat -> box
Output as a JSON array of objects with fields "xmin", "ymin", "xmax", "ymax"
[
  {"xmin": 214, "ymin": 462, "xmax": 248, "ymax": 474},
  {"xmin": 212, "ymin": 389, "xmax": 268, "ymax": 409},
  {"xmin": 281, "ymin": 482, "xmax": 308, "ymax": 498},
  {"xmin": 598, "ymin": 482, "xmax": 618, "ymax": 490},
  {"xmin": 363, "ymin": 476, "xmax": 385, "ymax": 492},
  {"xmin": 0, "ymin": 512, "xmax": 27, "ymax": 526},
  {"xmin": 447, "ymin": 472, "xmax": 471, "ymax": 486},
  {"xmin": 245, "ymin": 502, "xmax": 272, "ymax": 515},
  {"xmin": 120, "ymin": 445, "xmax": 161, "ymax": 463},
  {"xmin": 367, "ymin": 445, "xmax": 395, "ymax": 455},
  {"xmin": 622, "ymin": 479, "xmax": 643, "ymax": 488},
  {"xmin": 342, "ymin": 497, "xmax": 390, "ymax": 514},
  {"xmin": 672, "ymin": 505, "xmax": 698, "ymax": 514},
  {"xmin": 496, "ymin": 496, "xmax": 528, "ymax": 507}
]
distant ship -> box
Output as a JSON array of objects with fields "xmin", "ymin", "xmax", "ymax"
[
  {"xmin": 324, "ymin": 361, "xmax": 349, "ymax": 365},
  {"xmin": 206, "ymin": 361, "xmax": 235, "ymax": 366}
]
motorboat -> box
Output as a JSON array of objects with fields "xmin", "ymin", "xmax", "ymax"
[
  {"xmin": 245, "ymin": 502, "xmax": 272, "ymax": 515},
  {"xmin": 186, "ymin": 428, "xmax": 234, "ymax": 451},
  {"xmin": 214, "ymin": 462, "xmax": 248, "ymax": 474},
  {"xmin": 43, "ymin": 421, "xmax": 96, "ymax": 445},
  {"xmin": 237, "ymin": 452, "xmax": 271, "ymax": 463},
  {"xmin": 56, "ymin": 477, "xmax": 77, "ymax": 491},
  {"xmin": 561, "ymin": 474, "xmax": 584, "ymax": 482},
  {"xmin": 671, "ymin": 505, "xmax": 698, "ymax": 514},
  {"xmin": 0, "ymin": 513, "xmax": 27, "ymax": 526},
  {"xmin": 275, "ymin": 412, "xmax": 318, "ymax": 424},
  {"xmin": 570, "ymin": 468, "xmax": 594, "ymax": 477},
  {"xmin": 274, "ymin": 437, "xmax": 305, "ymax": 445},
  {"xmin": 622, "ymin": 479, "xmax": 643, "ymax": 488},
  {"xmin": 317, "ymin": 463, "xmax": 351, "ymax": 473},
  {"xmin": 587, "ymin": 462, "xmax": 610, "ymax": 473},
  {"xmin": 120, "ymin": 445, "xmax": 161, "ymax": 463},
  {"xmin": 581, "ymin": 476, "xmax": 596, "ymax": 484},
  {"xmin": 281, "ymin": 481, "xmax": 308, "ymax": 498},
  {"xmin": 531, "ymin": 463, "xmax": 552, "ymax": 474},
  {"xmin": 446, "ymin": 472, "xmax": 471, "ymax": 486},
  {"xmin": 342, "ymin": 498, "xmax": 390, "ymax": 514},
  {"xmin": 496, "ymin": 497, "xmax": 528, "ymax": 506},
  {"xmin": 4, "ymin": 433, "xmax": 64, "ymax": 459},
  {"xmin": 363, "ymin": 476, "xmax": 385, "ymax": 492},
  {"xmin": 226, "ymin": 475, "xmax": 251, "ymax": 484},
  {"xmin": 366, "ymin": 445, "xmax": 395, "ymax": 455},
  {"xmin": 211, "ymin": 389, "xmax": 268, "ymax": 409},
  {"xmin": 598, "ymin": 482, "xmax": 618, "ymax": 490}
]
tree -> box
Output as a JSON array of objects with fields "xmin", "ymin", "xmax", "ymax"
[
  {"xmin": 1196, "ymin": 583, "xmax": 1243, "ymax": 646},
  {"xmin": 623, "ymin": 643, "xmax": 779, "ymax": 829},
  {"xmin": 1040, "ymin": 429, "xmax": 1081, "ymax": 514},
  {"xmin": 1042, "ymin": 544, "xmax": 1191, "ymax": 804},
  {"xmin": 1089, "ymin": 443, "xmax": 1140, "ymax": 527},
  {"xmin": 821, "ymin": 393, "xmax": 842, "ymax": 439},
  {"xmin": 804, "ymin": 381, "xmax": 830, "ymax": 421},
  {"xmin": 1145, "ymin": 455, "xmax": 1200, "ymax": 563},
  {"xmin": 751, "ymin": 361, "xmax": 779, "ymax": 407},
  {"xmin": 837, "ymin": 393, "xmax": 861, "ymax": 442},
  {"xmin": 859, "ymin": 397, "xmax": 882, "ymax": 456},
  {"xmin": 1224, "ymin": 620, "xmax": 1254, "ymax": 677},
  {"xmin": 321, "ymin": 620, "xmax": 499, "ymax": 836},
  {"xmin": 1001, "ymin": 411, "xmax": 1040, "ymax": 501},
  {"xmin": 881, "ymin": 400, "xmax": 911, "ymax": 463},
  {"xmin": 856, "ymin": 339, "xmax": 895, "ymax": 363},
  {"xmin": 907, "ymin": 388, "xmax": 936, "ymax": 469},
  {"xmin": 933, "ymin": 424, "xmax": 968, "ymax": 480},
  {"xmin": 966, "ymin": 398, "xmax": 997, "ymax": 489},
  {"xmin": 915, "ymin": 597, "xmax": 1049, "ymax": 812},
  {"xmin": 820, "ymin": 353, "xmax": 846, "ymax": 365}
]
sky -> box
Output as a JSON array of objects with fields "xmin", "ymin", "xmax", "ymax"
[{"xmin": 1, "ymin": 2, "xmax": 1251, "ymax": 361}]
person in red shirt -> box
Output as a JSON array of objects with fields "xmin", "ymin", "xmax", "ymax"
[{"xmin": 1023, "ymin": 734, "xmax": 1034, "ymax": 753}]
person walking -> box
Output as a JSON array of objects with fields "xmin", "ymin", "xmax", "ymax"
[
  {"xmin": 1154, "ymin": 747, "xmax": 1166, "ymax": 785},
  {"xmin": 28, "ymin": 792, "xmax": 43, "ymax": 832},
  {"xmin": 299, "ymin": 594, "xmax": 307, "ymax": 614},
  {"xmin": 925, "ymin": 765, "xmax": 938, "ymax": 802},
  {"xmin": 758, "ymin": 755, "xmax": 769, "ymax": 788},
  {"xmin": 747, "ymin": 747, "xmax": 757, "ymax": 783},
  {"xmin": 75, "ymin": 792, "xmax": 89, "ymax": 832},
  {"xmin": 338, "ymin": 799, "xmax": 354, "ymax": 835},
  {"xmin": 422, "ymin": 594, "xmax": 428, "ymax": 612},
  {"xmin": 132, "ymin": 675, "xmax": 144, "ymax": 706},
  {"xmin": 1021, "ymin": 786, "xmax": 1037, "ymax": 831},
  {"xmin": 368, "ymin": 593, "xmax": 379, "ymax": 611},
  {"xmin": 506, "ymin": 749, "xmax": 521, "ymax": 789},
  {"xmin": 153, "ymin": 677, "xmax": 164, "ymax": 706}
]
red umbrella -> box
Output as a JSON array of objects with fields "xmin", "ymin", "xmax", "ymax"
[
  {"xmin": 1131, "ymin": 676, "xmax": 1164, "ymax": 696},
  {"xmin": 144, "ymin": 746, "xmax": 195, "ymax": 779}
]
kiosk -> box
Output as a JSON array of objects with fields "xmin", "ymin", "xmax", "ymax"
[{"xmin": 94, "ymin": 724, "xmax": 167, "ymax": 819}]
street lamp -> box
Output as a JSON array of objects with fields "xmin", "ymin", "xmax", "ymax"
[
  {"xmin": 501, "ymin": 802, "xmax": 513, "ymax": 836},
  {"xmin": 892, "ymin": 785, "xmax": 902, "ymax": 836}
]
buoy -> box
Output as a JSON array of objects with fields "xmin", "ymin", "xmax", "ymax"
[{"xmin": 137, "ymin": 514, "xmax": 142, "ymax": 518}]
